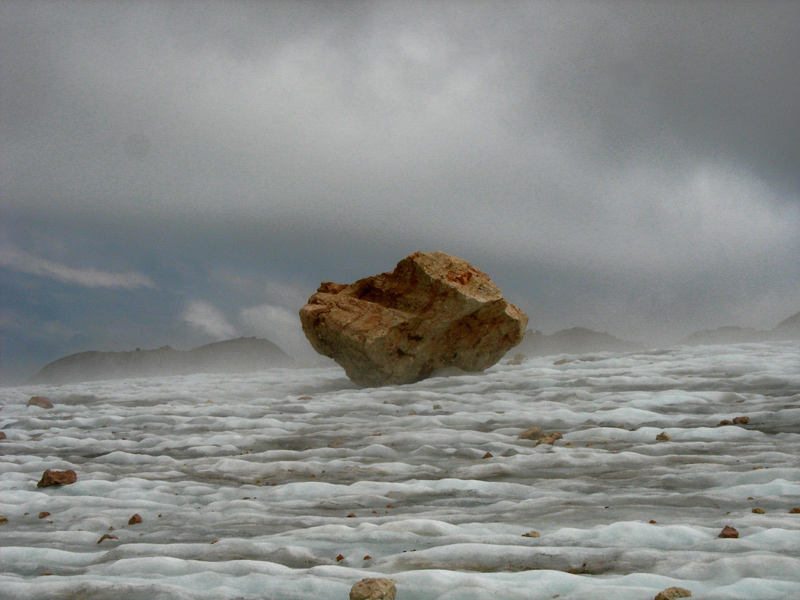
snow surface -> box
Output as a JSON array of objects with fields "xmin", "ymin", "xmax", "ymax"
[{"xmin": 1, "ymin": 342, "xmax": 799, "ymax": 600}]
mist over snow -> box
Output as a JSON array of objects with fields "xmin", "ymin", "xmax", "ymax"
[{"xmin": 2, "ymin": 343, "xmax": 800, "ymax": 599}]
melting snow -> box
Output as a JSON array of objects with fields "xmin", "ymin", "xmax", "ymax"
[{"xmin": 1, "ymin": 342, "xmax": 799, "ymax": 599}]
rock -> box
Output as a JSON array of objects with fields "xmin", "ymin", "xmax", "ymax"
[
  {"xmin": 789, "ymin": 507, "xmax": 800, "ymax": 514},
  {"xmin": 719, "ymin": 416, "xmax": 750, "ymax": 426},
  {"xmin": 508, "ymin": 352, "xmax": 527, "ymax": 365},
  {"xmin": 38, "ymin": 512, "xmax": 50, "ymax": 519},
  {"xmin": 654, "ymin": 587, "xmax": 692, "ymax": 600},
  {"xmin": 0, "ymin": 515, "xmax": 8, "ymax": 525},
  {"xmin": 349, "ymin": 577, "xmax": 397, "ymax": 600},
  {"xmin": 37, "ymin": 469, "xmax": 77, "ymax": 488},
  {"xmin": 752, "ymin": 507, "xmax": 766, "ymax": 514},
  {"xmin": 0, "ymin": 431, "xmax": 6, "ymax": 440},
  {"xmin": 27, "ymin": 396, "xmax": 53, "ymax": 409},
  {"xmin": 128, "ymin": 514, "xmax": 143, "ymax": 525},
  {"xmin": 299, "ymin": 252, "xmax": 528, "ymax": 386},
  {"xmin": 518, "ymin": 426, "xmax": 543, "ymax": 440},
  {"xmin": 522, "ymin": 530, "xmax": 540, "ymax": 538},
  {"xmin": 536, "ymin": 432, "xmax": 563, "ymax": 445},
  {"xmin": 97, "ymin": 534, "xmax": 118, "ymax": 544},
  {"xmin": 482, "ymin": 452, "xmax": 493, "ymax": 459},
  {"xmin": 656, "ymin": 432, "xmax": 672, "ymax": 441},
  {"xmin": 718, "ymin": 525, "xmax": 739, "ymax": 538}
]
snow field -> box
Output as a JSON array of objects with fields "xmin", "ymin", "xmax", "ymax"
[{"xmin": 1, "ymin": 342, "xmax": 799, "ymax": 599}]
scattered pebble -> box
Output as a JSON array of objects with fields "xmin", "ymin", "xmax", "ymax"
[
  {"xmin": 789, "ymin": 508, "xmax": 800, "ymax": 514},
  {"xmin": 128, "ymin": 514, "xmax": 143, "ymax": 525},
  {"xmin": 27, "ymin": 396, "xmax": 53, "ymax": 409},
  {"xmin": 97, "ymin": 534, "xmax": 118, "ymax": 544},
  {"xmin": 0, "ymin": 515, "xmax": 8, "ymax": 525},
  {"xmin": 482, "ymin": 452, "xmax": 493, "ymax": 459},
  {"xmin": 656, "ymin": 432, "xmax": 672, "ymax": 441},
  {"xmin": 37, "ymin": 469, "xmax": 77, "ymax": 488},
  {"xmin": 336, "ymin": 554, "xmax": 345, "ymax": 562},
  {"xmin": 349, "ymin": 577, "xmax": 396, "ymax": 600},
  {"xmin": 522, "ymin": 530, "xmax": 540, "ymax": 538},
  {"xmin": 654, "ymin": 587, "xmax": 692, "ymax": 600},
  {"xmin": 38, "ymin": 512, "xmax": 50, "ymax": 519},
  {"xmin": 718, "ymin": 525, "xmax": 739, "ymax": 539},
  {"xmin": 751, "ymin": 508, "xmax": 766, "ymax": 514},
  {"xmin": 536, "ymin": 432, "xmax": 563, "ymax": 446},
  {"xmin": 518, "ymin": 426, "xmax": 543, "ymax": 440}
]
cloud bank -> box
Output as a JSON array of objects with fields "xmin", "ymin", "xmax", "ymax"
[{"xmin": 2, "ymin": 1, "xmax": 800, "ymax": 381}]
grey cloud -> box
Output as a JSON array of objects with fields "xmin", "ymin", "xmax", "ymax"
[
  {"xmin": 3, "ymin": 1, "xmax": 800, "ymax": 378},
  {"xmin": 0, "ymin": 246, "xmax": 155, "ymax": 289}
]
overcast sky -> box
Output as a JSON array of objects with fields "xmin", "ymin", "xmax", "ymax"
[{"xmin": 2, "ymin": 1, "xmax": 800, "ymax": 383}]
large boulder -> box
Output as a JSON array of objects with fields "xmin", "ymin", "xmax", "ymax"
[{"xmin": 299, "ymin": 251, "xmax": 528, "ymax": 386}]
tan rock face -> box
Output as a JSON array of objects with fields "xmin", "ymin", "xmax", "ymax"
[{"xmin": 300, "ymin": 252, "xmax": 528, "ymax": 386}]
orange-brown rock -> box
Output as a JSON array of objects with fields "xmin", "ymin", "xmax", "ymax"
[
  {"xmin": 128, "ymin": 514, "xmax": 143, "ymax": 525},
  {"xmin": 37, "ymin": 469, "xmax": 77, "ymax": 488},
  {"xmin": 654, "ymin": 587, "xmax": 692, "ymax": 600},
  {"xmin": 718, "ymin": 525, "xmax": 739, "ymax": 538},
  {"xmin": 299, "ymin": 252, "xmax": 528, "ymax": 386},
  {"xmin": 349, "ymin": 577, "xmax": 397, "ymax": 600},
  {"xmin": 536, "ymin": 432, "xmax": 563, "ymax": 446},
  {"xmin": 27, "ymin": 396, "xmax": 53, "ymax": 409},
  {"xmin": 518, "ymin": 426, "xmax": 543, "ymax": 440}
]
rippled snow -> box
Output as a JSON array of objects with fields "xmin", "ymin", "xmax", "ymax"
[{"xmin": 1, "ymin": 342, "xmax": 799, "ymax": 599}]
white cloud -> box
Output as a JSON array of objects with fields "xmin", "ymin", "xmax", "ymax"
[
  {"xmin": 239, "ymin": 303, "xmax": 317, "ymax": 362},
  {"xmin": 182, "ymin": 300, "xmax": 238, "ymax": 340},
  {"xmin": 0, "ymin": 246, "xmax": 155, "ymax": 289}
]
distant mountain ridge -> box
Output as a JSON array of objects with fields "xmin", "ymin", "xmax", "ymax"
[
  {"xmin": 516, "ymin": 327, "xmax": 641, "ymax": 356},
  {"xmin": 681, "ymin": 309, "xmax": 800, "ymax": 346},
  {"xmin": 29, "ymin": 337, "xmax": 294, "ymax": 384}
]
